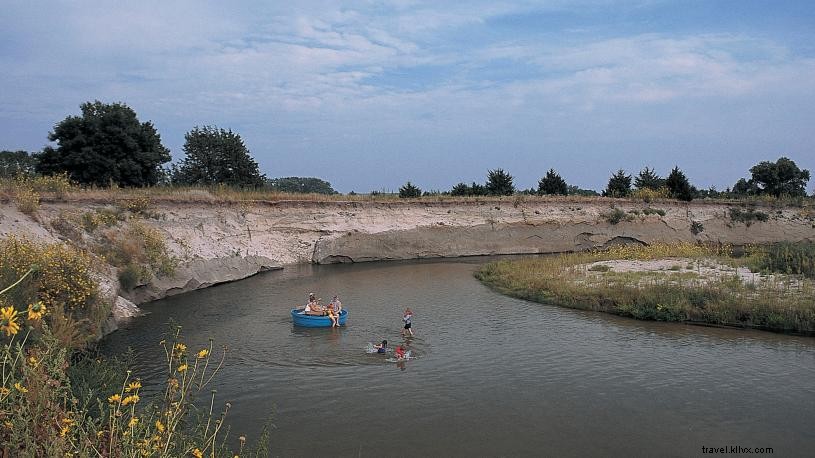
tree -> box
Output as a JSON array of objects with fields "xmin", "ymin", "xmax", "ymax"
[
  {"xmin": 748, "ymin": 157, "xmax": 810, "ymax": 197},
  {"xmin": 603, "ymin": 169, "xmax": 632, "ymax": 198},
  {"xmin": 36, "ymin": 101, "xmax": 170, "ymax": 186},
  {"xmin": 665, "ymin": 166, "xmax": 694, "ymax": 201},
  {"xmin": 567, "ymin": 185, "xmax": 600, "ymax": 196},
  {"xmin": 0, "ymin": 150, "xmax": 38, "ymax": 178},
  {"xmin": 634, "ymin": 167, "xmax": 665, "ymax": 190},
  {"xmin": 537, "ymin": 168, "xmax": 568, "ymax": 195},
  {"xmin": 171, "ymin": 126, "xmax": 265, "ymax": 187},
  {"xmin": 470, "ymin": 182, "xmax": 487, "ymax": 196},
  {"xmin": 399, "ymin": 181, "xmax": 421, "ymax": 198},
  {"xmin": 485, "ymin": 169, "xmax": 515, "ymax": 196},
  {"xmin": 267, "ymin": 177, "xmax": 337, "ymax": 194},
  {"xmin": 732, "ymin": 178, "xmax": 756, "ymax": 196},
  {"xmin": 450, "ymin": 182, "xmax": 471, "ymax": 196}
]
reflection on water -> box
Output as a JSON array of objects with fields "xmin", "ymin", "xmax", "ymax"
[{"xmin": 103, "ymin": 259, "xmax": 815, "ymax": 457}]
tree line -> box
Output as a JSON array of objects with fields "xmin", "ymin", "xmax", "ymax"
[
  {"xmin": 1, "ymin": 100, "xmax": 811, "ymax": 200},
  {"xmin": 1, "ymin": 101, "xmax": 337, "ymax": 194}
]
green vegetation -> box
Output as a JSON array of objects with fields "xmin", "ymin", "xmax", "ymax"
[
  {"xmin": 729, "ymin": 207, "xmax": 769, "ymax": 226},
  {"xmin": 267, "ymin": 177, "xmax": 338, "ymax": 194},
  {"xmin": 486, "ymin": 168, "xmax": 515, "ymax": 196},
  {"xmin": 537, "ymin": 169, "xmax": 568, "ymax": 195},
  {"xmin": 36, "ymin": 101, "xmax": 171, "ymax": 187},
  {"xmin": 398, "ymin": 181, "xmax": 422, "ymax": 198},
  {"xmin": 744, "ymin": 242, "xmax": 815, "ymax": 278},
  {"xmin": 690, "ymin": 220, "xmax": 704, "ymax": 235},
  {"xmin": 171, "ymin": 126, "xmax": 265, "ymax": 188},
  {"xmin": 732, "ymin": 157, "xmax": 810, "ymax": 198},
  {"xmin": 475, "ymin": 243, "xmax": 815, "ymax": 334},
  {"xmin": 604, "ymin": 208, "xmax": 633, "ymax": 225},
  {"xmin": 642, "ymin": 207, "xmax": 666, "ymax": 216},
  {"xmin": 0, "ymin": 151, "xmax": 37, "ymax": 178},
  {"xmin": 634, "ymin": 167, "xmax": 665, "ymax": 191},
  {"xmin": 603, "ymin": 169, "xmax": 632, "ymax": 198},
  {"xmin": 665, "ymin": 166, "xmax": 694, "ymax": 201}
]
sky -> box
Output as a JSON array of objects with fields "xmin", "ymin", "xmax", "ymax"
[{"xmin": 1, "ymin": 0, "xmax": 814, "ymax": 193}]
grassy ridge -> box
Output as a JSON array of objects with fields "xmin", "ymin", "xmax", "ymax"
[{"xmin": 475, "ymin": 243, "xmax": 815, "ymax": 335}]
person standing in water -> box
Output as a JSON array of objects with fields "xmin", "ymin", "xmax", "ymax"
[{"xmin": 402, "ymin": 307, "xmax": 414, "ymax": 336}]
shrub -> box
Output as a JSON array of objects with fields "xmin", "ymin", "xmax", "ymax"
[
  {"xmin": 588, "ymin": 264, "xmax": 611, "ymax": 272},
  {"xmin": 642, "ymin": 207, "xmax": 666, "ymax": 217},
  {"xmin": 117, "ymin": 195, "xmax": 153, "ymax": 216},
  {"xmin": 604, "ymin": 208, "xmax": 632, "ymax": 225},
  {"xmin": 13, "ymin": 185, "xmax": 39, "ymax": 215},
  {"xmin": 752, "ymin": 242, "xmax": 815, "ymax": 278},
  {"xmin": 81, "ymin": 208, "xmax": 123, "ymax": 232},
  {"xmin": 631, "ymin": 187, "xmax": 670, "ymax": 202},
  {"xmin": 729, "ymin": 207, "xmax": 769, "ymax": 226},
  {"xmin": 117, "ymin": 264, "xmax": 142, "ymax": 291},
  {"xmin": 690, "ymin": 221, "xmax": 704, "ymax": 235}
]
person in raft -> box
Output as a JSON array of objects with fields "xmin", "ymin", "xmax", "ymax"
[
  {"xmin": 304, "ymin": 293, "xmax": 325, "ymax": 315},
  {"xmin": 394, "ymin": 345, "xmax": 407, "ymax": 360},
  {"xmin": 330, "ymin": 295, "xmax": 342, "ymax": 314},
  {"xmin": 326, "ymin": 301, "xmax": 339, "ymax": 327},
  {"xmin": 373, "ymin": 340, "xmax": 388, "ymax": 354},
  {"xmin": 402, "ymin": 307, "xmax": 414, "ymax": 336}
]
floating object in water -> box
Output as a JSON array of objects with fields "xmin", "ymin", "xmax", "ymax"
[{"xmin": 290, "ymin": 308, "xmax": 347, "ymax": 327}]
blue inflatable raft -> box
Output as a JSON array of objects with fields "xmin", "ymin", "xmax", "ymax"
[{"xmin": 290, "ymin": 308, "xmax": 348, "ymax": 327}]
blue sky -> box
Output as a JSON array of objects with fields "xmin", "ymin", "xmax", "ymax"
[{"xmin": 2, "ymin": 0, "xmax": 814, "ymax": 193}]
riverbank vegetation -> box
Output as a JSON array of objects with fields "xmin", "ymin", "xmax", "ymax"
[
  {"xmin": 1, "ymin": 259, "xmax": 269, "ymax": 456},
  {"xmin": 475, "ymin": 243, "xmax": 815, "ymax": 335}
]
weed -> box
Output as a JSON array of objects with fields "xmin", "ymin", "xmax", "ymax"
[
  {"xmin": 729, "ymin": 207, "xmax": 769, "ymax": 226},
  {"xmin": 690, "ymin": 220, "xmax": 704, "ymax": 235}
]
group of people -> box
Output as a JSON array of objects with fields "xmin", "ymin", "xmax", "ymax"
[
  {"xmin": 302, "ymin": 293, "xmax": 343, "ymax": 327},
  {"xmin": 371, "ymin": 307, "xmax": 415, "ymax": 361}
]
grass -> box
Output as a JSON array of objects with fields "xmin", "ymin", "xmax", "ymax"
[
  {"xmin": 729, "ymin": 207, "xmax": 770, "ymax": 226},
  {"xmin": 475, "ymin": 242, "xmax": 815, "ymax": 335}
]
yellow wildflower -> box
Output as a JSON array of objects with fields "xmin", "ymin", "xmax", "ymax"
[
  {"xmin": 192, "ymin": 448, "xmax": 203, "ymax": 458},
  {"xmin": 0, "ymin": 387, "xmax": 10, "ymax": 396},
  {"xmin": 168, "ymin": 378, "xmax": 180, "ymax": 390},
  {"xmin": 177, "ymin": 364, "xmax": 188, "ymax": 373},
  {"xmin": 197, "ymin": 349, "xmax": 209, "ymax": 359},
  {"xmin": 108, "ymin": 393, "xmax": 121, "ymax": 404},
  {"xmin": 174, "ymin": 343, "xmax": 187, "ymax": 354},
  {"xmin": 60, "ymin": 426, "xmax": 70, "ymax": 437},
  {"xmin": 155, "ymin": 419, "xmax": 165, "ymax": 432},
  {"xmin": 3, "ymin": 421, "xmax": 12, "ymax": 429},
  {"xmin": 26, "ymin": 301, "xmax": 46, "ymax": 321},
  {"xmin": 14, "ymin": 382, "xmax": 28, "ymax": 393},
  {"xmin": 28, "ymin": 356, "xmax": 38, "ymax": 367},
  {"xmin": 128, "ymin": 417, "xmax": 139, "ymax": 428},
  {"xmin": 0, "ymin": 306, "xmax": 20, "ymax": 336},
  {"xmin": 125, "ymin": 380, "xmax": 142, "ymax": 392},
  {"xmin": 122, "ymin": 394, "xmax": 140, "ymax": 406}
]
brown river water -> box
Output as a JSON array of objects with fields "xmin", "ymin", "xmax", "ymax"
[{"xmin": 102, "ymin": 258, "xmax": 815, "ymax": 457}]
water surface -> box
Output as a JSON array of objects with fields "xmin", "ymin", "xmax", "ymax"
[{"xmin": 103, "ymin": 259, "xmax": 815, "ymax": 457}]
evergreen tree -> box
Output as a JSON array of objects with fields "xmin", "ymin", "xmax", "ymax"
[
  {"xmin": 603, "ymin": 169, "xmax": 632, "ymax": 198},
  {"xmin": 537, "ymin": 168, "xmax": 568, "ymax": 195},
  {"xmin": 171, "ymin": 126, "xmax": 265, "ymax": 187},
  {"xmin": 485, "ymin": 169, "xmax": 515, "ymax": 196},
  {"xmin": 665, "ymin": 166, "xmax": 694, "ymax": 201},
  {"xmin": 399, "ymin": 181, "xmax": 421, "ymax": 198},
  {"xmin": 450, "ymin": 182, "xmax": 471, "ymax": 196},
  {"xmin": 470, "ymin": 182, "xmax": 487, "ymax": 196},
  {"xmin": 634, "ymin": 167, "xmax": 665, "ymax": 190},
  {"xmin": 36, "ymin": 101, "xmax": 170, "ymax": 186}
]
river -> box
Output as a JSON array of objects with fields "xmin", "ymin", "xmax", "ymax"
[{"xmin": 102, "ymin": 258, "xmax": 815, "ymax": 457}]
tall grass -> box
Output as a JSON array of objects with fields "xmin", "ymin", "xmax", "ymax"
[{"xmin": 475, "ymin": 242, "xmax": 815, "ymax": 334}]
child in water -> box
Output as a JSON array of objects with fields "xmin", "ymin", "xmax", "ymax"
[
  {"xmin": 373, "ymin": 340, "xmax": 388, "ymax": 354},
  {"xmin": 402, "ymin": 307, "xmax": 414, "ymax": 337},
  {"xmin": 394, "ymin": 345, "xmax": 406, "ymax": 360}
]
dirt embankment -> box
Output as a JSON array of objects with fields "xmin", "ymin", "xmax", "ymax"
[{"xmin": 2, "ymin": 197, "xmax": 814, "ymax": 327}]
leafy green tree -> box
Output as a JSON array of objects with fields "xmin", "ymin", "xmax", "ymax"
[
  {"xmin": 748, "ymin": 157, "xmax": 810, "ymax": 197},
  {"xmin": 267, "ymin": 177, "xmax": 337, "ymax": 194},
  {"xmin": 399, "ymin": 181, "xmax": 421, "ymax": 198},
  {"xmin": 732, "ymin": 178, "xmax": 756, "ymax": 196},
  {"xmin": 567, "ymin": 185, "xmax": 600, "ymax": 196},
  {"xmin": 634, "ymin": 167, "xmax": 665, "ymax": 190},
  {"xmin": 36, "ymin": 101, "xmax": 170, "ymax": 186},
  {"xmin": 537, "ymin": 168, "xmax": 568, "ymax": 195},
  {"xmin": 665, "ymin": 166, "xmax": 694, "ymax": 201},
  {"xmin": 0, "ymin": 150, "xmax": 38, "ymax": 178},
  {"xmin": 171, "ymin": 126, "xmax": 265, "ymax": 187},
  {"xmin": 485, "ymin": 169, "xmax": 515, "ymax": 196},
  {"xmin": 450, "ymin": 182, "xmax": 471, "ymax": 196},
  {"xmin": 603, "ymin": 169, "xmax": 632, "ymax": 198}
]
